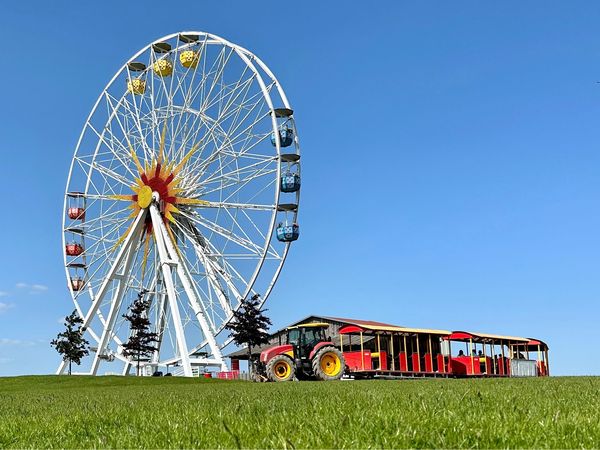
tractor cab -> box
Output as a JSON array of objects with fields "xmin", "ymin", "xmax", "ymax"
[
  {"xmin": 286, "ymin": 323, "xmax": 328, "ymax": 360},
  {"xmin": 260, "ymin": 322, "xmax": 345, "ymax": 382}
]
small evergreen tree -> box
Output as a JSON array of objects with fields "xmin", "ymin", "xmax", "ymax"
[
  {"xmin": 225, "ymin": 294, "xmax": 272, "ymax": 376},
  {"xmin": 51, "ymin": 310, "xmax": 89, "ymax": 375},
  {"xmin": 122, "ymin": 290, "xmax": 158, "ymax": 376}
]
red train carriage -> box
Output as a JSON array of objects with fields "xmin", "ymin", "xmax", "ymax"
[
  {"xmin": 443, "ymin": 331, "xmax": 549, "ymax": 377},
  {"xmin": 338, "ymin": 323, "xmax": 549, "ymax": 378}
]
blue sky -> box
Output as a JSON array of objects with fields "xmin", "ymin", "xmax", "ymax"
[{"xmin": 0, "ymin": 2, "xmax": 599, "ymax": 376}]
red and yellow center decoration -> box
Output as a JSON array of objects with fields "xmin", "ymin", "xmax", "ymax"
[{"xmin": 110, "ymin": 124, "xmax": 208, "ymax": 268}]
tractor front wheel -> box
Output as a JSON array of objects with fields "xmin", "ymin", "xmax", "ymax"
[
  {"xmin": 266, "ymin": 355, "xmax": 295, "ymax": 382},
  {"xmin": 312, "ymin": 346, "xmax": 345, "ymax": 381}
]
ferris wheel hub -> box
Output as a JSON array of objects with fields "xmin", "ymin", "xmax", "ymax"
[{"xmin": 137, "ymin": 186, "xmax": 153, "ymax": 208}]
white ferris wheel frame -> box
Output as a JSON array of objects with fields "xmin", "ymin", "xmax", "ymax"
[{"xmin": 59, "ymin": 31, "xmax": 301, "ymax": 376}]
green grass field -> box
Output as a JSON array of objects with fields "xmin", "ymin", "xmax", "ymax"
[{"xmin": 0, "ymin": 375, "xmax": 598, "ymax": 448}]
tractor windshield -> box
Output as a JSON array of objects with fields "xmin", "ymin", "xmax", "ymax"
[
  {"xmin": 301, "ymin": 328, "xmax": 325, "ymax": 348},
  {"xmin": 287, "ymin": 329, "xmax": 300, "ymax": 346}
]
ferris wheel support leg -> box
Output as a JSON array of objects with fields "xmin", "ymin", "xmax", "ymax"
[
  {"xmin": 150, "ymin": 204, "xmax": 193, "ymax": 377},
  {"xmin": 57, "ymin": 359, "xmax": 86, "ymax": 375},
  {"xmin": 152, "ymin": 281, "xmax": 168, "ymax": 365},
  {"xmin": 154, "ymin": 211, "xmax": 227, "ymax": 372},
  {"xmin": 177, "ymin": 250, "xmax": 227, "ymax": 369},
  {"xmin": 57, "ymin": 210, "xmax": 147, "ymax": 376},
  {"xmin": 91, "ymin": 232, "xmax": 139, "ymax": 376}
]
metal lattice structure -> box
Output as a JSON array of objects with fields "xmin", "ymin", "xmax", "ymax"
[{"xmin": 60, "ymin": 31, "xmax": 301, "ymax": 376}]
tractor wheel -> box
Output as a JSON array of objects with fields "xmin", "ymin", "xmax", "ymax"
[
  {"xmin": 312, "ymin": 346, "xmax": 345, "ymax": 381},
  {"xmin": 266, "ymin": 355, "xmax": 295, "ymax": 382}
]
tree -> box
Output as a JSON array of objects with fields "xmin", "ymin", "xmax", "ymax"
[
  {"xmin": 225, "ymin": 294, "xmax": 272, "ymax": 377},
  {"xmin": 122, "ymin": 290, "xmax": 159, "ymax": 376},
  {"xmin": 51, "ymin": 310, "xmax": 89, "ymax": 375}
]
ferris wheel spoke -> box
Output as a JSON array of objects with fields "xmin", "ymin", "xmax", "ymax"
[
  {"xmin": 120, "ymin": 81, "xmax": 152, "ymax": 161},
  {"xmin": 239, "ymin": 208, "xmax": 281, "ymax": 259},
  {"xmin": 168, "ymin": 64, "xmax": 210, "ymax": 156},
  {"xmin": 178, "ymin": 209, "xmax": 262, "ymax": 255},
  {"xmin": 175, "ymin": 227, "xmax": 246, "ymax": 314},
  {"xmin": 219, "ymin": 256, "xmax": 258, "ymax": 301},
  {"xmin": 192, "ymin": 158, "xmax": 276, "ymax": 198},
  {"xmin": 219, "ymin": 86, "xmax": 272, "ymax": 140},
  {"xmin": 79, "ymin": 161, "xmax": 129, "ymax": 199},
  {"xmin": 221, "ymin": 208, "xmax": 267, "ymax": 255},
  {"xmin": 127, "ymin": 93, "xmax": 160, "ymax": 163},
  {"xmin": 90, "ymin": 161, "xmax": 134, "ymax": 189},
  {"xmin": 172, "ymin": 39, "xmax": 217, "ymax": 118},
  {"xmin": 219, "ymin": 149, "xmax": 275, "ymax": 161},
  {"xmin": 201, "ymin": 153, "xmax": 276, "ymax": 185},
  {"xmin": 87, "ymin": 118, "xmax": 139, "ymax": 181},
  {"xmin": 83, "ymin": 210, "xmax": 131, "ymax": 235},
  {"xmin": 184, "ymin": 83, "xmax": 270, "ymax": 177},
  {"xmin": 197, "ymin": 45, "xmax": 236, "ymax": 116},
  {"xmin": 181, "ymin": 200, "xmax": 276, "ymax": 211},
  {"xmin": 176, "ymin": 252, "xmax": 221, "ymax": 334},
  {"xmin": 76, "ymin": 156, "xmax": 129, "ymax": 193},
  {"xmin": 69, "ymin": 201, "xmax": 132, "ymax": 232},
  {"xmin": 198, "ymin": 227, "xmax": 264, "ymax": 295},
  {"xmin": 105, "ymin": 93, "xmax": 153, "ymax": 164},
  {"xmin": 173, "ymin": 220, "xmax": 239, "ymax": 318},
  {"xmin": 83, "ymin": 213, "xmax": 132, "ymax": 246},
  {"xmin": 83, "ymin": 233, "xmax": 131, "ymax": 260},
  {"xmin": 191, "ymin": 166, "xmax": 274, "ymax": 200},
  {"xmin": 221, "ymin": 131, "xmax": 272, "ymax": 161},
  {"xmin": 217, "ymin": 85, "xmax": 274, "ymax": 148},
  {"xmin": 199, "ymin": 164, "xmax": 277, "ymax": 208},
  {"xmin": 167, "ymin": 228, "xmax": 219, "ymax": 333},
  {"xmin": 200, "ymin": 168, "xmax": 277, "ymax": 200},
  {"xmin": 200, "ymin": 69, "xmax": 256, "ymax": 125},
  {"xmin": 194, "ymin": 96, "xmax": 271, "ymax": 173},
  {"xmin": 76, "ymin": 206, "xmax": 140, "ymax": 268}
]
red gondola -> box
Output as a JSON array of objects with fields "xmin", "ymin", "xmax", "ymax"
[
  {"xmin": 65, "ymin": 243, "xmax": 84, "ymax": 256},
  {"xmin": 67, "ymin": 207, "xmax": 85, "ymax": 220},
  {"xmin": 69, "ymin": 277, "xmax": 85, "ymax": 291}
]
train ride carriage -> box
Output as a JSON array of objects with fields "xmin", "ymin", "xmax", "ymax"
[{"xmin": 338, "ymin": 323, "xmax": 549, "ymax": 378}]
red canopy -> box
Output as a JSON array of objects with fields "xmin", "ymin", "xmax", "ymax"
[{"xmin": 339, "ymin": 325, "xmax": 365, "ymax": 334}]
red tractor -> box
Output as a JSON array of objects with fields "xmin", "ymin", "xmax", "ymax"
[{"xmin": 260, "ymin": 323, "xmax": 345, "ymax": 381}]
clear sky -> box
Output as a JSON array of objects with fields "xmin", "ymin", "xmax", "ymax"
[{"xmin": 0, "ymin": 1, "xmax": 598, "ymax": 376}]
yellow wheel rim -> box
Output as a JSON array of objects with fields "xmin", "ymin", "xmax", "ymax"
[
  {"xmin": 273, "ymin": 360, "xmax": 291, "ymax": 379},
  {"xmin": 320, "ymin": 352, "xmax": 341, "ymax": 376}
]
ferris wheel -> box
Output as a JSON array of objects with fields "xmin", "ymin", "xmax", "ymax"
[{"xmin": 60, "ymin": 31, "xmax": 301, "ymax": 376}]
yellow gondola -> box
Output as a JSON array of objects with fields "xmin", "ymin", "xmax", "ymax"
[
  {"xmin": 180, "ymin": 50, "xmax": 199, "ymax": 69},
  {"xmin": 127, "ymin": 78, "xmax": 146, "ymax": 94},
  {"xmin": 153, "ymin": 59, "xmax": 173, "ymax": 77}
]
